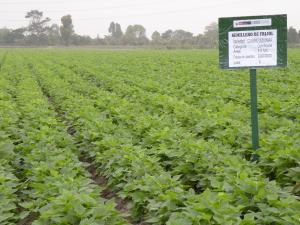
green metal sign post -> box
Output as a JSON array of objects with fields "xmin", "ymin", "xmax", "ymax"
[
  {"xmin": 218, "ymin": 14, "xmax": 287, "ymax": 156},
  {"xmin": 250, "ymin": 69, "xmax": 259, "ymax": 148}
]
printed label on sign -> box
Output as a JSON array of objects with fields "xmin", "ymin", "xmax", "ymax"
[
  {"xmin": 233, "ymin": 19, "xmax": 272, "ymax": 28},
  {"xmin": 228, "ymin": 29, "xmax": 277, "ymax": 67}
]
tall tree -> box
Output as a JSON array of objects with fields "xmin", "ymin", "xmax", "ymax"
[
  {"xmin": 11, "ymin": 28, "xmax": 26, "ymax": 44},
  {"xmin": 47, "ymin": 24, "xmax": 61, "ymax": 45},
  {"xmin": 60, "ymin": 15, "xmax": 74, "ymax": 46},
  {"xmin": 288, "ymin": 26, "xmax": 299, "ymax": 44},
  {"xmin": 161, "ymin": 29, "xmax": 173, "ymax": 41},
  {"xmin": 123, "ymin": 25, "xmax": 148, "ymax": 45},
  {"xmin": 172, "ymin": 30, "xmax": 193, "ymax": 45},
  {"xmin": 194, "ymin": 34, "xmax": 205, "ymax": 47},
  {"xmin": 115, "ymin": 23, "xmax": 123, "ymax": 39},
  {"xmin": 0, "ymin": 28, "xmax": 11, "ymax": 44},
  {"xmin": 203, "ymin": 22, "xmax": 218, "ymax": 48},
  {"xmin": 107, "ymin": 22, "xmax": 123, "ymax": 44},
  {"xmin": 160, "ymin": 29, "xmax": 194, "ymax": 46},
  {"xmin": 151, "ymin": 31, "xmax": 161, "ymax": 44},
  {"xmin": 108, "ymin": 22, "xmax": 116, "ymax": 37},
  {"xmin": 25, "ymin": 10, "xmax": 50, "ymax": 45}
]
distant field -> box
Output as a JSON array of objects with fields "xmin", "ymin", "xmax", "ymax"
[{"xmin": 0, "ymin": 49, "xmax": 299, "ymax": 224}]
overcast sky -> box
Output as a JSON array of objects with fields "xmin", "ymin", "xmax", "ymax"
[{"xmin": 0, "ymin": 0, "xmax": 299, "ymax": 38}]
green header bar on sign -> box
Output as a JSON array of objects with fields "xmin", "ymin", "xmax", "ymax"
[{"xmin": 219, "ymin": 14, "xmax": 287, "ymax": 69}]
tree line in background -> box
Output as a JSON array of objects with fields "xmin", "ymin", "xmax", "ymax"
[{"xmin": 0, "ymin": 10, "xmax": 299, "ymax": 48}]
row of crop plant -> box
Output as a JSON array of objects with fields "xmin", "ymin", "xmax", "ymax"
[
  {"xmin": 38, "ymin": 51, "xmax": 300, "ymax": 195},
  {"xmin": 0, "ymin": 53, "xmax": 129, "ymax": 225},
  {"xmin": 27, "ymin": 53, "xmax": 300, "ymax": 224}
]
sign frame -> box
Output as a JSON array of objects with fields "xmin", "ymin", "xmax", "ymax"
[{"xmin": 219, "ymin": 14, "xmax": 287, "ymax": 69}]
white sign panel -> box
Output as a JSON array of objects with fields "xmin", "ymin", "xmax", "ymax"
[
  {"xmin": 233, "ymin": 19, "xmax": 272, "ymax": 28},
  {"xmin": 228, "ymin": 29, "xmax": 277, "ymax": 68}
]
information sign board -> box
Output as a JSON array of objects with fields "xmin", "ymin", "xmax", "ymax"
[
  {"xmin": 219, "ymin": 15, "xmax": 287, "ymax": 69},
  {"xmin": 219, "ymin": 14, "xmax": 287, "ymax": 156}
]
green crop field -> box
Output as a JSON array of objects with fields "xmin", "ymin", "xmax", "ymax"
[{"xmin": 0, "ymin": 49, "xmax": 299, "ymax": 225}]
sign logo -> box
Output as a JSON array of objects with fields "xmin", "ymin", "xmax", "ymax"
[{"xmin": 233, "ymin": 19, "xmax": 272, "ymax": 28}]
